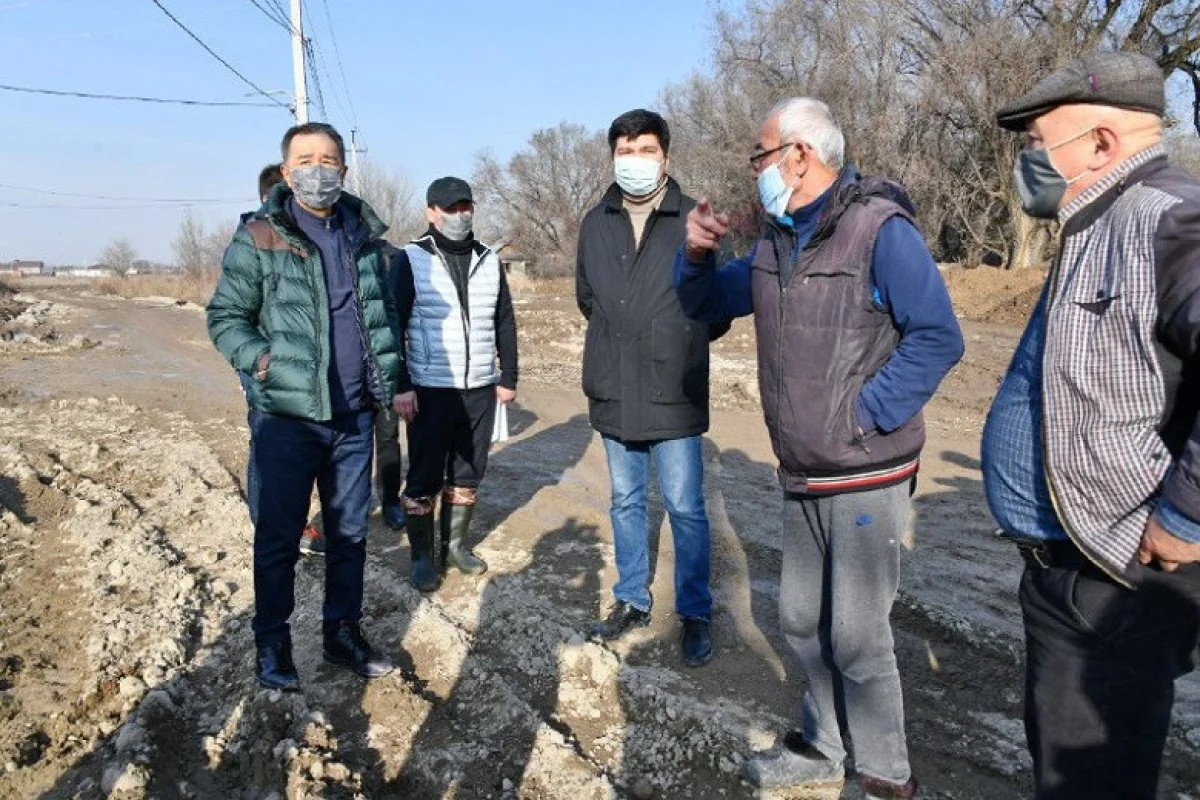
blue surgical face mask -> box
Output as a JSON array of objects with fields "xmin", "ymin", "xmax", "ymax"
[
  {"xmin": 614, "ymin": 156, "xmax": 664, "ymax": 197},
  {"xmin": 1013, "ymin": 127, "xmax": 1095, "ymax": 219},
  {"xmin": 757, "ymin": 144, "xmax": 796, "ymax": 221}
]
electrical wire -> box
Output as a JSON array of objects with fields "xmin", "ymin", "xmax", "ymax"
[
  {"xmin": 319, "ymin": 0, "xmax": 358, "ymax": 127},
  {"xmin": 304, "ymin": 39, "xmax": 328, "ymax": 120},
  {"xmin": 0, "ymin": 181, "xmax": 249, "ymax": 203},
  {"xmin": 245, "ymin": 0, "xmax": 291, "ymax": 32},
  {"xmin": 150, "ymin": 0, "xmax": 290, "ymax": 110},
  {"xmin": 1, "ymin": 200, "xmax": 253, "ymax": 210},
  {"xmin": 0, "ymin": 82, "xmax": 277, "ymax": 107}
]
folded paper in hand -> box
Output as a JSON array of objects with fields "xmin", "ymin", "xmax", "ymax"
[{"xmin": 492, "ymin": 401, "xmax": 509, "ymax": 443}]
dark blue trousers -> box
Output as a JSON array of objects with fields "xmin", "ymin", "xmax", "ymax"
[{"xmin": 250, "ymin": 408, "xmax": 374, "ymax": 645}]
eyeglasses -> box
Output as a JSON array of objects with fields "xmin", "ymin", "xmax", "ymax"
[{"xmin": 749, "ymin": 141, "xmax": 797, "ymax": 170}]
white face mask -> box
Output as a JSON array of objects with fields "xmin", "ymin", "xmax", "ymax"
[
  {"xmin": 614, "ymin": 156, "xmax": 664, "ymax": 197},
  {"xmin": 440, "ymin": 211, "xmax": 473, "ymax": 241}
]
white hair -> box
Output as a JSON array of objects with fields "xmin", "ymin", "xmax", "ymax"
[{"xmin": 767, "ymin": 97, "xmax": 845, "ymax": 170}]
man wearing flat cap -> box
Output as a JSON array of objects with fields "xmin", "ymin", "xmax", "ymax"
[
  {"xmin": 983, "ymin": 50, "xmax": 1200, "ymax": 797},
  {"xmin": 388, "ymin": 177, "xmax": 519, "ymax": 592}
]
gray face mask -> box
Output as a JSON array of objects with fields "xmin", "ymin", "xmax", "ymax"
[
  {"xmin": 289, "ymin": 164, "xmax": 343, "ymax": 210},
  {"xmin": 1013, "ymin": 128, "xmax": 1094, "ymax": 219},
  {"xmin": 440, "ymin": 211, "xmax": 473, "ymax": 241},
  {"xmin": 1013, "ymin": 149, "xmax": 1068, "ymax": 219}
]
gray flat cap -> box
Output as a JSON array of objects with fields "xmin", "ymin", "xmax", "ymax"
[{"xmin": 996, "ymin": 51, "xmax": 1165, "ymax": 131}]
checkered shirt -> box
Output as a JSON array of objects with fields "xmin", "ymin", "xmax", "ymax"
[{"xmin": 1042, "ymin": 144, "xmax": 1179, "ymax": 578}]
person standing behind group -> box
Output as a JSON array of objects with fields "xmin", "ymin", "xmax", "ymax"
[
  {"xmin": 576, "ymin": 109, "xmax": 726, "ymax": 668},
  {"xmin": 390, "ymin": 177, "xmax": 518, "ymax": 593},
  {"xmin": 677, "ymin": 97, "xmax": 963, "ymax": 799},
  {"xmin": 208, "ymin": 122, "xmax": 400, "ymax": 691}
]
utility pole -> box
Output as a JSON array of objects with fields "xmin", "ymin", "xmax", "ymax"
[
  {"xmin": 290, "ymin": 0, "xmax": 308, "ymax": 123},
  {"xmin": 349, "ymin": 128, "xmax": 367, "ymax": 195}
]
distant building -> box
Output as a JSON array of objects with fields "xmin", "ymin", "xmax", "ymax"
[
  {"xmin": 493, "ymin": 241, "xmax": 534, "ymax": 276},
  {"xmin": 0, "ymin": 259, "xmax": 46, "ymax": 277},
  {"xmin": 59, "ymin": 265, "xmax": 116, "ymax": 279}
]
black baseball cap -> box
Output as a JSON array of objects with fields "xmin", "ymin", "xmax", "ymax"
[{"xmin": 426, "ymin": 176, "xmax": 473, "ymax": 208}]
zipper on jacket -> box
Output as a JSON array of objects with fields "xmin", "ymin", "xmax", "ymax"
[
  {"xmin": 268, "ymin": 206, "xmax": 335, "ymax": 417},
  {"xmin": 431, "ymin": 242, "xmax": 473, "ymax": 388},
  {"xmin": 349, "ymin": 231, "xmax": 388, "ymax": 406}
]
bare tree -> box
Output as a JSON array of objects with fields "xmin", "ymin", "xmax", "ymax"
[
  {"xmin": 173, "ymin": 211, "xmax": 236, "ymax": 277},
  {"xmin": 98, "ymin": 238, "xmax": 138, "ymax": 277},
  {"xmin": 472, "ymin": 122, "xmax": 611, "ymax": 277},
  {"xmin": 352, "ymin": 159, "xmax": 424, "ymax": 245},
  {"xmin": 659, "ymin": 0, "xmax": 1200, "ymax": 268}
]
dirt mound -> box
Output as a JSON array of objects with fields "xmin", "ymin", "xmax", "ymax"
[
  {"xmin": 943, "ymin": 267, "xmax": 1047, "ymax": 325},
  {"xmin": 0, "ymin": 282, "xmax": 22, "ymax": 325},
  {"xmin": 0, "ymin": 291, "xmax": 98, "ymax": 353}
]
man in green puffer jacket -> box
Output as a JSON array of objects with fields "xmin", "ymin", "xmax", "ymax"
[{"xmin": 207, "ymin": 122, "xmax": 402, "ymax": 692}]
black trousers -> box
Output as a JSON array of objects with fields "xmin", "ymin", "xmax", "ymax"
[
  {"xmin": 1020, "ymin": 549, "xmax": 1200, "ymax": 799},
  {"xmin": 404, "ymin": 386, "xmax": 496, "ymax": 499},
  {"xmin": 374, "ymin": 406, "xmax": 403, "ymax": 504}
]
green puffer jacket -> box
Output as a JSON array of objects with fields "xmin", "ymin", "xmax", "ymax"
[{"xmin": 206, "ymin": 184, "xmax": 401, "ymax": 421}]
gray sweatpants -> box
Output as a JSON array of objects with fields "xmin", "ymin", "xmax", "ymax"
[{"xmin": 780, "ymin": 481, "xmax": 911, "ymax": 785}]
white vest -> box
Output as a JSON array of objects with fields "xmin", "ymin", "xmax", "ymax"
[{"xmin": 404, "ymin": 239, "xmax": 501, "ymax": 389}]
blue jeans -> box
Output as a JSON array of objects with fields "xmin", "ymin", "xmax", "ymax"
[
  {"xmin": 250, "ymin": 409, "xmax": 374, "ymax": 645},
  {"xmin": 602, "ymin": 435, "xmax": 712, "ymax": 619}
]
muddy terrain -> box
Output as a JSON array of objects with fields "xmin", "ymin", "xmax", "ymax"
[{"xmin": 0, "ymin": 275, "xmax": 1197, "ymax": 799}]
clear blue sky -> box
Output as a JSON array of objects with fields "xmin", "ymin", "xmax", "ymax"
[{"xmin": 0, "ymin": 0, "xmax": 728, "ymax": 265}]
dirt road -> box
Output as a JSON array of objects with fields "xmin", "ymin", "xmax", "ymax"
[{"xmin": 1, "ymin": 283, "xmax": 1197, "ymax": 799}]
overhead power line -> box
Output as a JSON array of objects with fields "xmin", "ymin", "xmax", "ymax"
[
  {"xmin": 304, "ymin": 39, "xmax": 328, "ymax": 119},
  {"xmin": 0, "ymin": 181, "xmax": 249, "ymax": 203},
  {"xmin": 150, "ymin": 0, "xmax": 290, "ymax": 111},
  {"xmin": 245, "ymin": 0, "xmax": 291, "ymax": 33},
  {"xmin": 0, "ymin": 82, "xmax": 277, "ymax": 107},
  {"xmin": 1, "ymin": 200, "xmax": 253, "ymax": 210},
  {"xmin": 317, "ymin": 0, "xmax": 357, "ymax": 126}
]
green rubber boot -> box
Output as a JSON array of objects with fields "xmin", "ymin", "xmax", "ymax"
[{"xmin": 440, "ymin": 501, "xmax": 488, "ymax": 575}]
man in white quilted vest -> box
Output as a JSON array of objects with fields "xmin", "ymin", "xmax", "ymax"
[{"xmin": 389, "ymin": 176, "xmax": 519, "ymax": 592}]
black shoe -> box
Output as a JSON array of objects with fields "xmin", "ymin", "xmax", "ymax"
[
  {"xmin": 322, "ymin": 621, "xmax": 394, "ymax": 679},
  {"xmin": 382, "ymin": 503, "xmax": 407, "ymax": 530},
  {"xmin": 680, "ymin": 617, "xmax": 713, "ymax": 667},
  {"xmin": 588, "ymin": 601, "xmax": 650, "ymax": 643},
  {"xmin": 255, "ymin": 638, "xmax": 301, "ymax": 692}
]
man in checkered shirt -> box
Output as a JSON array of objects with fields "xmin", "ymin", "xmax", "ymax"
[{"xmin": 983, "ymin": 51, "xmax": 1200, "ymax": 798}]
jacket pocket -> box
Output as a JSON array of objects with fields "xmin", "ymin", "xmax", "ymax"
[
  {"xmin": 842, "ymin": 380, "xmax": 879, "ymax": 452},
  {"xmin": 582, "ymin": 315, "xmax": 618, "ymax": 401},
  {"xmin": 650, "ymin": 318, "xmax": 700, "ymax": 405}
]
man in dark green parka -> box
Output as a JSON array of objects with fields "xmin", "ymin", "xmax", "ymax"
[{"xmin": 208, "ymin": 122, "xmax": 401, "ymax": 691}]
